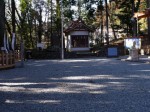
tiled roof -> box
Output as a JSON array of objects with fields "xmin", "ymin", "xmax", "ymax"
[
  {"xmin": 134, "ymin": 8, "xmax": 150, "ymax": 19},
  {"xmin": 64, "ymin": 19, "xmax": 94, "ymax": 33}
]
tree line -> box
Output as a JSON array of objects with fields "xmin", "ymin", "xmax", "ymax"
[{"xmin": 0, "ymin": 0, "xmax": 149, "ymax": 51}]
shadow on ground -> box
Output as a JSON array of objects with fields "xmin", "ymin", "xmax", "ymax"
[{"xmin": 0, "ymin": 58, "xmax": 150, "ymax": 112}]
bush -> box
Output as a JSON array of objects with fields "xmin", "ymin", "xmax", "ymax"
[
  {"xmin": 31, "ymin": 49, "xmax": 60, "ymax": 59},
  {"xmin": 90, "ymin": 44, "xmax": 102, "ymax": 52},
  {"xmin": 46, "ymin": 46, "xmax": 60, "ymax": 52}
]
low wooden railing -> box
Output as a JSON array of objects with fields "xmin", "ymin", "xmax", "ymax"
[{"xmin": 0, "ymin": 51, "xmax": 21, "ymax": 69}]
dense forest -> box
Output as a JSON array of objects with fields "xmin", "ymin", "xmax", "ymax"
[{"xmin": 0, "ymin": 0, "xmax": 149, "ymax": 51}]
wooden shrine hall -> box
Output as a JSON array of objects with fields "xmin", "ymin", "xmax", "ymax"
[{"xmin": 64, "ymin": 19, "xmax": 94, "ymax": 52}]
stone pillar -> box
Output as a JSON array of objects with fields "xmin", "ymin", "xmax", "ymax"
[
  {"xmin": 129, "ymin": 49, "xmax": 139, "ymax": 61},
  {"xmin": 127, "ymin": 41, "xmax": 139, "ymax": 61}
]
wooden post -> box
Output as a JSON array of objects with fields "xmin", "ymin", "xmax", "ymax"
[
  {"xmin": 12, "ymin": 52, "xmax": 14, "ymax": 64},
  {"xmin": 6, "ymin": 53, "xmax": 8, "ymax": 65},
  {"xmin": 0, "ymin": 53, "xmax": 2, "ymax": 66},
  {"xmin": 2, "ymin": 52, "xmax": 4, "ymax": 66}
]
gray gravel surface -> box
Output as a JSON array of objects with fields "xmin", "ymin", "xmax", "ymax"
[{"xmin": 0, "ymin": 58, "xmax": 150, "ymax": 112}]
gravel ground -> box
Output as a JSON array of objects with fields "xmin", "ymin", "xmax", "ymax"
[{"xmin": 0, "ymin": 57, "xmax": 150, "ymax": 112}]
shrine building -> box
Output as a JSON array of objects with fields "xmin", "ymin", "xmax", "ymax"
[{"xmin": 64, "ymin": 19, "xmax": 94, "ymax": 52}]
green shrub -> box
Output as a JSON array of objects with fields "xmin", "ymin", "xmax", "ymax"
[{"xmin": 46, "ymin": 46, "xmax": 60, "ymax": 52}]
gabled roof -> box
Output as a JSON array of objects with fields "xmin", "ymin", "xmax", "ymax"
[{"xmin": 64, "ymin": 19, "xmax": 94, "ymax": 33}]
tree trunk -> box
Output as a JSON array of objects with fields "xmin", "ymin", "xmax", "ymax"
[
  {"xmin": 34, "ymin": 18, "xmax": 37, "ymax": 49},
  {"xmin": 111, "ymin": 24, "xmax": 117, "ymax": 40},
  {"xmin": 100, "ymin": 9, "xmax": 104, "ymax": 45},
  {"xmin": 51, "ymin": 0, "xmax": 53, "ymax": 46},
  {"xmin": 12, "ymin": 0, "xmax": 16, "ymax": 50},
  {"xmin": 28, "ymin": 17, "xmax": 34, "ymax": 48},
  {"xmin": 55, "ymin": 0, "xmax": 61, "ymax": 47},
  {"xmin": 147, "ymin": 0, "xmax": 150, "ymax": 43},
  {"xmin": 105, "ymin": 0, "xmax": 109, "ymax": 46},
  {"xmin": 131, "ymin": 0, "xmax": 137, "ymax": 37},
  {"xmin": 0, "ymin": 1, "xmax": 5, "ymax": 48},
  {"xmin": 38, "ymin": 8, "xmax": 42, "ymax": 43},
  {"xmin": 12, "ymin": 0, "xmax": 16, "ymax": 34}
]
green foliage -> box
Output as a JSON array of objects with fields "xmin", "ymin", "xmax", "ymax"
[{"xmin": 3, "ymin": 0, "xmax": 149, "ymax": 51}]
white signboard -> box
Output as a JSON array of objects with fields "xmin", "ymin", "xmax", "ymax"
[
  {"xmin": 124, "ymin": 38, "xmax": 141, "ymax": 49},
  {"xmin": 37, "ymin": 43, "xmax": 45, "ymax": 49}
]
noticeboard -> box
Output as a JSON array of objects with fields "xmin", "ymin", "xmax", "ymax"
[{"xmin": 107, "ymin": 47, "xmax": 118, "ymax": 57}]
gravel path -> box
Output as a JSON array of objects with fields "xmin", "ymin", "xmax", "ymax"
[{"xmin": 0, "ymin": 58, "xmax": 150, "ymax": 112}]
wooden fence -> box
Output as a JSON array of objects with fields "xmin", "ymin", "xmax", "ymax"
[{"xmin": 0, "ymin": 51, "xmax": 21, "ymax": 69}]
